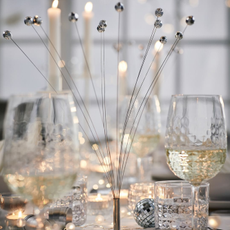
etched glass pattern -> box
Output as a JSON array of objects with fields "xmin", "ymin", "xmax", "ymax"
[
  {"xmin": 128, "ymin": 183, "xmax": 154, "ymax": 212},
  {"xmin": 154, "ymin": 181, "xmax": 209, "ymax": 230},
  {"xmin": 50, "ymin": 176, "xmax": 87, "ymax": 226}
]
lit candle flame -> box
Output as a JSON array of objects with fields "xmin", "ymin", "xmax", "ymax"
[
  {"xmin": 95, "ymin": 193, "xmax": 103, "ymax": 201},
  {"xmin": 119, "ymin": 61, "xmax": 128, "ymax": 73},
  {"xmin": 154, "ymin": 41, "xmax": 163, "ymax": 52},
  {"xmin": 85, "ymin": 2, "xmax": 93, "ymax": 13},
  {"xmin": 18, "ymin": 211, "xmax": 22, "ymax": 218},
  {"xmin": 52, "ymin": 0, "xmax": 59, "ymax": 8}
]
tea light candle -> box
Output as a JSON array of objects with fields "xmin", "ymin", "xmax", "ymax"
[
  {"xmin": 6, "ymin": 211, "xmax": 27, "ymax": 226},
  {"xmin": 88, "ymin": 193, "xmax": 111, "ymax": 213},
  {"xmin": 95, "ymin": 215, "xmax": 105, "ymax": 224}
]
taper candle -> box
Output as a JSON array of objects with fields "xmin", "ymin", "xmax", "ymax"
[
  {"xmin": 83, "ymin": 2, "xmax": 94, "ymax": 78},
  {"xmin": 119, "ymin": 60, "xmax": 128, "ymax": 99},
  {"xmin": 47, "ymin": 0, "xmax": 62, "ymax": 91}
]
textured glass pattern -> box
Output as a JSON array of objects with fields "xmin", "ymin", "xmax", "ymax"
[
  {"xmin": 165, "ymin": 95, "xmax": 227, "ymax": 186},
  {"xmin": 50, "ymin": 176, "xmax": 87, "ymax": 226},
  {"xmin": 165, "ymin": 95, "xmax": 226, "ymax": 150},
  {"xmin": 128, "ymin": 182, "xmax": 154, "ymax": 212},
  {"xmin": 154, "ymin": 181, "xmax": 209, "ymax": 230}
]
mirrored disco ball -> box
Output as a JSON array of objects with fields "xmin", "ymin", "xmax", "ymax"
[{"xmin": 133, "ymin": 198, "xmax": 155, "ymax": 228}]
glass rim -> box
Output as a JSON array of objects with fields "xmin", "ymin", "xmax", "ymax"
[
  {"xmin": 130, "ymin": 182, "xmax": 155, "ymax": 188},
  {"xmin": 155, "ymin": 180, "xmax": 209, "ymax": 188},
  {"xmin": 171, "ymin": 94, "xmax": 221, "ymax": 98},
  {"xmin": 0, "ymin": 193, "xmax": 26, "ymax": 198}
]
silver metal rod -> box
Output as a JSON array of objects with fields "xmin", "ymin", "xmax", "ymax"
[{"xmin": 113, "ymin": 198, "xmax": 120, "ymax": 230}]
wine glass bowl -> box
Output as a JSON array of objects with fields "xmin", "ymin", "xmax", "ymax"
[
  {"xmin": 120, "ymin": 95, "xmax": 161, "ymax": 158},
  {"xmin": 1, "ymin": 92, "xmax": 80, "ymax": 209},
  {"xmin": 0, "ymin": 193, "xmax": 28, "ymax": 212},
  {"xmin": 165, "ymin": 95, "xmax": 227, "ymax": 186}
]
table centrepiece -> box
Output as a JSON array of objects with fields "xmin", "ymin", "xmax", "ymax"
[{"xmin": 2, "ymin": 3, "xmax": 195, "ymax": 229}]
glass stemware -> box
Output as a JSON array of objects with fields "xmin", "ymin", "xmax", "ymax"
[
  {"xmin": 120, "ymin": 95, "xmax": 161, "ymax": 181},
  {"xmin": 165, "ymin": 95, "xmax": 227, "ymax": 229},
  {"xmin": 1, "ymin": 91, "xmax": 80, "ymax": 228}
]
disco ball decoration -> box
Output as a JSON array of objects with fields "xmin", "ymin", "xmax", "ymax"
[{"xmin": 133, "ymin": 198, "xmax": 155, "ymax": 228}]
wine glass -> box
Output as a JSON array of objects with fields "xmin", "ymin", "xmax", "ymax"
[
  {"xmin": 120, "ymin": 95, "xmax": 161, "ymax": 181},
  {"xmin": 1, "ymin": 91, "xmax": 80, "ymax": 228},
  {"xmin": 165, "ymin": 95, "xmax": 227, "ymax": 229}
]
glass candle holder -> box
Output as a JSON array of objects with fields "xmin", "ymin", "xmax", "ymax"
[
  {"xmin": 71, "ymin": 176, "xmax": 87, "ymax": 226},
  {"xmin": 0, "ymin": 194, "xmax": 28, "ymax": 212},
  {"xmin": 128, "ymin": 182, "xmax": 155, "ymax": 212},
  {"xmin": 88, "ymin": 193, "xmax": 112, "ymax": 215},
  {"xmin": 154, "ymin": 180, "xmax": 209, "ymax": 229},
  {"xmin": 49, "ymin": 175, "xmax": 87, "ymax": 226}
]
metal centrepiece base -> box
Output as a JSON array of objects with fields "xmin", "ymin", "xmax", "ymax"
[{"xmin": 113, "ymin": 198, "xmax": 120, "ymax": 230}]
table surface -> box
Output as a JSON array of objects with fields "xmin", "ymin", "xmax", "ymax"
[
  {"xmin": 78, "ymin": 215, "xmax": 230, "ymax": 230},
  {"xmin": 0, "ymin": 205, "xmax": 229, "ymax": 230},
  {"xmin": 0, "ymin": 211, "xmax": 230, "ymax": 230}
]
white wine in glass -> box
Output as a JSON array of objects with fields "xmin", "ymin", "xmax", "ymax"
[
  {"xmin": 166, "ymin": 148, "xmax": 226, "ymax": 186},
  {"xmin": 165, "ymin": 95, "xmax": 227, "ymax": 229},
  {"xmin": 1, "ymin": 92, "xmax": 80, "ymax": 227},
  {"xmin": 120, "ymin": 95, "xmax": 161, "ymax": 181},
  {"xmin": 132, "ymin": 133, "xmax": 160, "ymax": 158}
]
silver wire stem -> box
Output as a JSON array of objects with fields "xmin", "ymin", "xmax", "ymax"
[
  {"xmin": 31, "ymin": 25, "xmax": 114, "ymax": 191},
  {"xmin": 119, "ymin": 39, "xmax": 180, "ymax": 187},
  {"xmin": 10, "ymin": 38, "xmax": 57, "ymax": 93}
]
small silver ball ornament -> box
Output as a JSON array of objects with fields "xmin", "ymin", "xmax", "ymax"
[
  {"xmin": 186, "ymin": 16, "xmax": 195, "ymax": 26},
  {"xmin": 155, "ymin": 8, "xmax": 163, "ymax": 17},
  {"xmin": 24, "ymin": 16, "xmax": 33, "ymax": 26},
  {"xmin": 115, "ymin": 2, "xmax": 124, "ymax": 12},
  {"xmin": 159, "ymin": 36, "xmax": 167, "ymax": 44},
  {"xmin": 99, "ymin": 20, "xmax": 107, "ymax": 28},
  {"xmin": 154, "ymin": 19, "xmax": 163, "ymax": 28},
  {"xmin": 33, "ymin": 15, "xmax": 42, "ymax": 26},
  {"xmin": 97, "ymin": 25, "xmax": 105, "ymax": 33},
  {"xmin": 69, "ymin": 12, "xmax": 79, "ymax": 22},
  {"xmin": 175, "ymin": 31, "xmax": 183, "ymax": 40},
  {"xmin": 133, "ymin": 198, "xmax": 155, "ymax": 228},
  {"xmin": 3, "ymin": 30, "xmax": 12, "ymax": 40}
]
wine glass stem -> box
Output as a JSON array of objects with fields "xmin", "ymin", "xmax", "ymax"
[
  {"xmin": 35, "ymin": 207, "xmax": 48, "ymax": 230},
  {"xmin": 137, "ymin": 157, "xmax": 144, "ymax": 182},
  {"xmin": 191, "ymin": 185, "xmax": 199, "ymax": 229}
]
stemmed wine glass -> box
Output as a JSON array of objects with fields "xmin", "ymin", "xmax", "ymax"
[
  {"xmin": 165, "ymin": 95, "xmax": 227, "ymax": 229},
  {"xmin": 1, "ymin": 91, "xmax": 80, "ymax": 228},
  {"xmin": 120, "ymin": 95, "xmax": 161, "ymax": 181}
]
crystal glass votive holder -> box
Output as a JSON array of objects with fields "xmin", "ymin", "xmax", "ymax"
[
  {"xmin": 50, "ymin": 176, "xmax": 87, "ymax": 226},
  {"xmin": 128, "ymin": 182, "xmax": 155, "ymax": 212},
  {"xmin": 154, "ymin": 180, "xmax": 209, "ymax": 230},
  {"xmin": 88, "ymin": 193, "xmax": 112, "ymax": 216}
]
